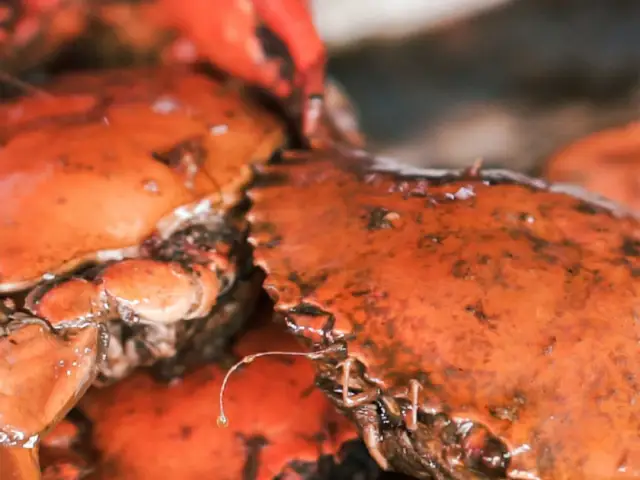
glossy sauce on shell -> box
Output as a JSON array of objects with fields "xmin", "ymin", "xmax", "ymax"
[
  {"xmin": 249, "ymin": 149, "xmax": 640, "ymax": 479},
  {"xmin": 0, "ymin": 67, "xmax": 284, "ymax": 293}
]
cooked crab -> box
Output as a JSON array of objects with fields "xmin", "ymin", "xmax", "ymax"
[
  {"xmin": 0, "ymin": 66, "xmax": 289, "ymax": 387},
  {"xmin": 0, "ymin": 0, "xmax": 325, "ymax": 137},
  {"xmin": 247, "ymin": 147, "xmax": 640, "ymax": 479},
  {"xmin": 35, "ymin": 304, "xmax": 381, "ymax": 480},
  {"xmin": 545, "ymin": 121, "xmax": 640, "ymax": 212}
]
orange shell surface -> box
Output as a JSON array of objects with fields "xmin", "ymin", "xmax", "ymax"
[
  {"xmin": 0, "ymin": 67, "xmax": 285, "ymax": 292},
  {"xmin": 248, "ymin": 150, "xmax": 640, "ymax": 478},
  {"xmin": 75, "ymin": 313, "xmax": 357, "ymax": 480},
  {"xmin": 1, "ymin": 319, "xmax": 103, "ymax": 449},
  {"xmin": 546, "ymin": 122, "xmax": 640, "ymax": 212}
]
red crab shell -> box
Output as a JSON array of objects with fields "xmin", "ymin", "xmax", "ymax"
[
  {"xmin": 0, "ymin": 67, "xmax": 283, "ymax": 291},
  {"xmin": 37, "ymin": 309, "xmax": 365, "ymax": 480},
  {"xmin": 248, "ymin": 148, "xmax": 640, "ymax": 479},
  {"xmin": 0, "ymin": 315, "xmax": 104, "ymax": 479},
  {"xmin": 0, "ymin": 66, "xmax": 285, "ymax": 384},
  {"xmin": 1, "ymin": 0, "xmax": 324, "ymax": 135},
  {"xmin": 545, "ymin": 122, "xmax": 640, "ymax": 212}
]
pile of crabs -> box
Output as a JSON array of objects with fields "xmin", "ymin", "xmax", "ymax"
[{"xmin": 1, "ymin": 1, "xmax": 639, "ymax": 479}]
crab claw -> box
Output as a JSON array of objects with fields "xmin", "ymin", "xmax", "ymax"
[
  {"xmin": 0, "ymin": 316, "xmax": 106, "ymax": 477},
  {"xmin": 159, "ymin": 0, "xmax": 327, "ymax": 141}
]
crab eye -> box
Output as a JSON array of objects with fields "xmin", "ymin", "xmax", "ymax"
[{"xmin": 463, "ymin": 426, "xmax": 510, "ymax": 478}]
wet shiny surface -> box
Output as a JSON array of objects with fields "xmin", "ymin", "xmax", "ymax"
[
  {"xmin": 0, "ymin": 319, "xmax": 104, "ymax": 448},
  {"xmin": 0, "ymin": 314, "xmax": 104, "ymax": 480},
  {"xmin": 249, "ymin": 148, "xmax": 640, "ymax": 478},
  {"xmin": 70, "ymin": 313, "xmax": 358, "ymax": 480},
  {"xmin": 0, "ymin": 67, "xmax": 284, "ymax": 292},
  {"xmin": 546, "ymin": 121, "xmax": 640, "ymax": 212}
]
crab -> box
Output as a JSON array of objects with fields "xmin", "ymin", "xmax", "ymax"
[
  {"xmin": 0, "ymin": 67, "xmax": 291, "ymax": 476},
  {"xmin": 0, "ymin": 314, "xmax": 104, "ymax": 477},
  {"xmin": 0, "ymin": 0, "xmax": 325, "ymax": 138},
  {"xmin": 245, "ymin": 147, "xmax": 640, "ymax": 479},
  {"xmin": 0, "ymin": 30, "xmax": 368, "ymax": 480},
  {"xmin": 35, "ymin": 303, "xmax": 383, "ymax": 480},
  {"xmin": 545, "ymin": 122, "xmax": 640, "ymax": 212},
  {"xmin": 3, "ymin": 5, "xmax": 639, "ymax": 480}
]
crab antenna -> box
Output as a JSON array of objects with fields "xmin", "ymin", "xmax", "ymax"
[{"xmin": 217, "ymin": 346, "xmax": 337, "ymax": 428}]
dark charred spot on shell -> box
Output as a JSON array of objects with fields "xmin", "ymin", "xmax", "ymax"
[
  {"xmin": 250, "ymin": 149, "xmax": 640, "ymax": 478},
  {"xmin": 464, "ymin": 301, "xmax": 496, "ymax": 329},
  {"xmin": 451, "ymin": 259, "xmax": 473, "ymax": 279},
  {"xmin": 364, "ymin": 207, "xmax": 400, "ymax": 231},
  {"xmin": 151, "ymin": 136, "xmax": 207, "ymax": 187},
  {"xmin": 238, "ymin": 434, "xmax": 269, "ymax": 480},
  {"xmin": 621, "ymin": 237, "xmax": 640, "ymax": 257},
  {"xmin": 287, "ymin": 271, "xmax": 330, "ymax": 297},
  {"xmin": 151, "ymin": 137, "xmax": 205, "ymax": 168}
]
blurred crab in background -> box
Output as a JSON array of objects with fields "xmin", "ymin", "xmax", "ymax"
[
  {"xmin": 0, "ymin": 0, "xmax": 357, "ymax": 141},
  {"xmin": 1, "ymin": 2, "xmax": 639, "ymax": 480}
]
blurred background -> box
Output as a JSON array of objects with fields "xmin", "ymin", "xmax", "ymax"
[{"xmin": 310, "ymin": 0, "xmax": 640, "ymax": 174}]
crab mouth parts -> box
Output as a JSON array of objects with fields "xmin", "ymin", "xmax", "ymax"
[{"xmin": 312, "ymin": 354, "xmax": 512, "ymax": 480}]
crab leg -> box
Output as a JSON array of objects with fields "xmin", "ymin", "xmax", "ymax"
[
  {"xmin": 29, "ymin": 258, "xmax": 221, "ymax": 327},
  {"xmin": 405, "ymin": 379, "xmax": 422, "ymax": 431},
  {"xmin": 353, "ymin": 405, "xmax": 390, "ymax": 471},
  {"xmin": 24, "ymin": 258, "xmax": 223, "ymax": 379},
  {"xmin": 338, "ymin": 357, "xmax": 380, "ymax": 408}
]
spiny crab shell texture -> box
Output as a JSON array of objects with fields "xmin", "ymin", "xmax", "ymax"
[
  {"xmin": 0, "ymin": 66, "xmax": 285, "ymax": 382},
  {"xmin": 248, "ymin": 149, "xmax": 640, "ymax": 479}
]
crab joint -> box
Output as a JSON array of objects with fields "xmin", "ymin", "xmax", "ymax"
[{"xmin": 216, "ymin": 343, "xmax": 343, "ymax": 427}]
